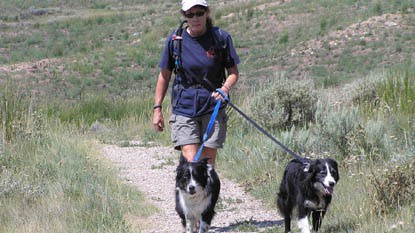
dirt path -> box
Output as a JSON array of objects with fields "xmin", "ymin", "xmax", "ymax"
[{"xmin": 100, "ymin": 144, "xmax": 282, "ymax": 233}]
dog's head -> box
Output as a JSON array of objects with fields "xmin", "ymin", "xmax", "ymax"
[
  {"xmin": 308, "ymin": 158, "xmax": 339, "ymax": 196},
  {"xmin": 176, "ymin": 157, "xmax": 212, "ymax": 195}
]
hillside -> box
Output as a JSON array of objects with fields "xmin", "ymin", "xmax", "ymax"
[
  {"xmin": 1, "ymin": 1, "xmax": 415, "ymax": 232},
  {"xmin": 1, "ymin": 1, "xmax": 414, "ymax": 97}
]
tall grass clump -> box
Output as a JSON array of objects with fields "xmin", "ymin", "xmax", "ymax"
[
  {"xmin": 1, "ymin": 82, "xmax": 44, "ymax": 143},
  {"xmin": 378, "ymin": 65, "xmax": 415, "ymax": 115},
  {"xmin": 218, "ymin": 129, "xmax": 284, "ymax": 206},
  {"xmin": 368, "ymin": 159, "xmax": 415, "ymax": 215},
  {"xmin": 45, "ymin": 92, "xmax": 169, "ymax": 145},
  {"xmin": 352, "ymin": 65, "xmax": 415, "ymax": 117},
  {"xmin": 357, "ymin": 65, "xmax": 415, "ymax": 155},
  {"xmin": 48, "ymin": 94, "xmax": 151, "ymax": 126}
]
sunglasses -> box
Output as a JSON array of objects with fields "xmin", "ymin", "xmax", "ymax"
[{"xmin": 184, "ymin": 11, "xmax": 205, "ymax": 18}]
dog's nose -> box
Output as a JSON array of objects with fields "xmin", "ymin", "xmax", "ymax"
[
  {"xmin": 329, "ymin": 181, "xmax": 336, "ymax": 187},
  {"xmin": 189, "ymin": 185, "xmax": 195, "ymax": 192}
]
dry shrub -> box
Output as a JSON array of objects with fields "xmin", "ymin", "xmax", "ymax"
[
  {"xmin": 369, "ymin": 160, "xmax": 415, "ymax": 214},
  {"xmin": 249, "ymin": 78, "xmax": 317, "ymax": 130}
]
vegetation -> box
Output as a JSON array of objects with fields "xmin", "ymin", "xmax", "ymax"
[
  {"xmin": 0, "ymin": 82, "xmax": 157, "ymax": 232},
  {"xmin": 1, "ymin": 0, "xmax": 415, "ymax": 232},
  {"xmin": 249, "ymin": 77, "xmax": 317, "ymax": 130}
]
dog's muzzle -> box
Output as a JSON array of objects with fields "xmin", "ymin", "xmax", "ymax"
[
  {"xmin": 314, "ymin": 182, "xmax": 335, "ymax": 196},
  {"xmin": 324, "ymin": 183, "xmax": 335, "ymax": 195},
  {"xmin": 188, "ymin": 185, "xmax": 196, "ymax": 195}
]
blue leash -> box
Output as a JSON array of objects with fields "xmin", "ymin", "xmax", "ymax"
[{"xmin": 194, "ymin": 97, "xmax": 222, "ymax": 161}]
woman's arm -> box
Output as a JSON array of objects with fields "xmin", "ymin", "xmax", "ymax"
[
  {"xmin": 153, "ymin": 68, "xmax": 172, "ymax": 132},
  {"xmin": 212, "ymin": 65, "xmax": 239, "ymax": 100}
]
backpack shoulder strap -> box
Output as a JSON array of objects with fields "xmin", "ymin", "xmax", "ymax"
[
  {"xmin": 171, "ymin": 20, "xmax": 187, "ymax": 75},
  {"xmin": 211, "ymin": 27, "xmax": 227, "ymax": 50}
]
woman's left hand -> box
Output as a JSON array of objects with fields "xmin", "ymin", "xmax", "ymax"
[
  {"xmin": 211, "ymin": 87, "xmax": 228, "ymax": 101},
  {"xmin": 212, "ymin": 65, "xmax": 238, "ymax": 101}
]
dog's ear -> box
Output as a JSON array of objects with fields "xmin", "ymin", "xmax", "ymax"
[
  {"xmin": 200, "ymin": 157, "xmax": 210, "ymax": 165},
  {"xmin": 179, "ymin": 154, "xmax": 188, "ymax": 164},
  {"xmin": 302, "ymin": 160, "xmax": 313, "ymax": 181},
  {"xmin": 176, "ymin": 163, "xmax": 184, "ymax": 178},
  {"xmin": 176, "ymin": 154, "xmax": 187, "ymax": 174},
  {"xmin": 326, "ymin": 158, "xmax": 340, "ymax": 180},
  {"xmin": 326, "ymin": 158, "xmax": 338, "ymax": 169},
  {"xmin": 304, "ymin": 159, "xmax": 317, "ymax": 173}
]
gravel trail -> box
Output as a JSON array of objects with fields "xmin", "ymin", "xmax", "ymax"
[{"xmin": 100, "ymin": 144, "xmax": 282, "ymax": 233}]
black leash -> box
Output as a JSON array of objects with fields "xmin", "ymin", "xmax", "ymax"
[{"xmin": 214, "ymin": 88, "xmax": 309, "ymax": 164}]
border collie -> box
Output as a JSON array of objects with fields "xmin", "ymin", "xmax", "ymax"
[
  {"xmin": 175, "ymin": 156, "xmax": 221, "ymax": 233},
  {"xmin": 277, "ymin": 158, "xmax": 339, "ymax": 233}
]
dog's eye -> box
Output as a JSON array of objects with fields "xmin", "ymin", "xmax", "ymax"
[{"xmin": 184, "ymin": 171, "xmax": 190, "ymax": 179}]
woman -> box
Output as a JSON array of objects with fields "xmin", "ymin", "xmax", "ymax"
[{"xmin": 153, "ymin": 0, "xmax": 240, "ymax": 166}]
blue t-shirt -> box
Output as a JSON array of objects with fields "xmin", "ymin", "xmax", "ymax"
[
  {"xmin": 158, "ymin": 26, "xmax": 240, "ymax": 117},
  {"xmin": 159, "ymin": 27, "xmax": 240, "ymax": 89}
]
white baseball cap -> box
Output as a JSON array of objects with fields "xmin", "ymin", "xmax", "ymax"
[{"xmin": 181, "ymin": 0, "xmax": 208, "ymax": 11}]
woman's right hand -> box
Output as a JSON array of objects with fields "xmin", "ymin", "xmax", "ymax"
[
  {"xmin": 153, "ymin": 109, "xmax": 165, "ymax": 132},
  {"xmin": 153, "ymin": 69, "xmax": 171, "ymax": 132}
]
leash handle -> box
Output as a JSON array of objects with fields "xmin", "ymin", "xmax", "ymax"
[
  {"xmin": 194, "ymin": 98, "xmax": 222, "ymax": 161},
  {"xmin": 215, "ymin": 88, "xmax": 230, "ymax": 102}
]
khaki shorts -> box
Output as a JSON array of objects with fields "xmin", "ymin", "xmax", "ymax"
[{"xmin": 169, "ymin": 109, "xmax": 228, "ymax": 150}]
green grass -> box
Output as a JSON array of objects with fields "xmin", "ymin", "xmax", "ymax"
[
  {"xmin": 0, "ymin": 83, "xmax": 156, "ymax": 232},
  {"xmin": 1, "ymin": 0, "xmax": 415, "ymax": 232},
  {"xmin": 380, "ymin": 65, "xmax": 415, "ymax": 115},
  {"xmin": 0, "ymin": 124, "xmax": 157, "ymax": 232}
]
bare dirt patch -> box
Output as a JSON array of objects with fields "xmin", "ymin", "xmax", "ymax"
[{"xmin": 288, "ymin": 13, "xmax": 410, "ymax": 77}]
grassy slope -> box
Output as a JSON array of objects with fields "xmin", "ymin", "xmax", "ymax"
[
  {"xmin": 2, "ymin": 1, "xmax": 413, "ymax": 96},
  {"xmin": 1, "ymin": 0, "xmax": 415, "ymax": 232}
]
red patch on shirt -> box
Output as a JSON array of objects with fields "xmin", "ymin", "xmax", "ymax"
[{"xmin": 206, "ymin": 47, "xmax": 215, "ymax": 59}]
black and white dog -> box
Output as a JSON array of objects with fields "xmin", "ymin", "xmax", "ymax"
[
  {"xmin": 277, "ymin": 158, "xmax": 339, "ymax": 233},
  {"xmin": 175, "ymin": 156, "xmax": 221, "ymax": 233}
]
